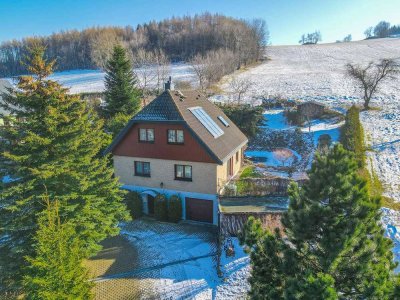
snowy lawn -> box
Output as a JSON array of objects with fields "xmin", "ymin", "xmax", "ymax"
[{"xmin": 89, "ymin": 219, "xmax": 249, "ymax": 299}]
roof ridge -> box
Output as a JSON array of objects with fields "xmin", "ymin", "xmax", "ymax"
[{"xmin": 166, "ymin": 90, "xmax": 186, "ymax": 121}]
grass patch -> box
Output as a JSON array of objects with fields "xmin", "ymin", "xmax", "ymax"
[
  {"xmin": 382, "ymin": 197, "xmax": 400, "ymax": 211},
  {"xmin": 240, "ymin": 166, "xmax": 262, "ymax": 179},
  {"xmin": 236, "ymin": 166, "xmax": 263, "ymax": 195}
]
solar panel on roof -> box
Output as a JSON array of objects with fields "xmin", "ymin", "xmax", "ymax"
[
  {"xmin": 188, "ymin": 106, "xmax": 224, "ymax": 138},
  {"xmin": 217, "ymin": 116, "xmax": 229, "ymax": 127}
]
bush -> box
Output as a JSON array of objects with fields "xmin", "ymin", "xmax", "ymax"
[
  {"xmin": 154, "ymin": 194, "xmax": 168, "ymax": 221},
  {"xmin": 340, "ymin": 106, "xmax": 365, "ymax": 167},
  {"xmin": 218, "ymin": 104, "xmax": 264, "ymax": 139},
  {"xmin": 167, "ymin": 195, "xmax": 183, "ymax": 223},
  {"xmin": 317, "ymin": 134, "xmax": 332, "ymax": 154},
  {"xmin": 125, "ymin": 191, "xmax": 143, "ymax": 219},
  {"xmin": 284, "ymin": 109, "xmax": 302, "ymax": 125}
]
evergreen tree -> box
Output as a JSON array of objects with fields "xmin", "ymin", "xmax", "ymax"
[
  {"xmin": 284, "ymin": 144, "xmax": 396, "ymax": 298},
  {"xmin": 23, "ymin": 196, "xmax": 93, "ymax": 299},
  {"xmin": 340, "ymin": 105, "xmax": 365, "ymax": 167},
  {"xmin": 0, "ymin": 45, "xmax": 129, "ymax": 290},
  {"xmin": 240, "ymin": 144, "xmax": 398, "ymax": 299},
  {"xmin": 239, "ymin": 217, "xmax": 288, "ymax": 299},
  {"xmin": 102, "ymin": 45, "xmax": 141, "ymax": 120},
  {"xmin": 105, "ymin": 112, "xmax": 131, "ymax": 137}
]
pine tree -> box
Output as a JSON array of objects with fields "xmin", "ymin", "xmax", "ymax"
[
  {"xmin": 102, "ymin": 45, "xmax": 141, "ymax": 120},
  {"xmin": 23, "ymin": 196, "xmax": 93, "ymax": 300},
  {"xmin": 0, "ymin": 45, "xmax": 130, "ymax": 290},
  {"xmin": 239, "ymin": 217, "xmax": 288, "ymax": 299},
  {"xmin": 240, "ymin": 144, "xmax": 398, "ymax": 299},
  {"xmin": 285, "ymin": 144, "xmax": 396, "ymax": 298}
]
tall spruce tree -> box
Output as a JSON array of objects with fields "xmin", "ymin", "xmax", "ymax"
[
  {"xmin": 23, "ymin": 197, "xmax": 93, "ymax": 299},
  {"xmin": 102, "ymin": 45, "xmax": 140, "ymax": 120},
  {"xmin": 240, "ymin": 144, "xmax": 398, "ymax": 299},
  {"xmin": 0, "ymin": 46, "xmax": 129, "ymax": 290}
]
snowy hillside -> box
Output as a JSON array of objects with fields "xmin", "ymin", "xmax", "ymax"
[
  {"xmin": 217, "ymin": 38, "xmax": 400, "ymax": 204},
  {"xmin": 5, "ymin": 63, "xmax": 196, "ymax": 94}
]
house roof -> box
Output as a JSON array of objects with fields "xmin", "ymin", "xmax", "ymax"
[{"xmin": 105, "ymin": 90, "xmax": 248, "ymax": 164}]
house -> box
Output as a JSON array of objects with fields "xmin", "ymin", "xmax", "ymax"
[
  {"xmin": 297, "ymin": 101, "xmax": 325, "ymax": 120},
  {"xmin": 105, "ymin": 82, "xmax": 248, "ymax": 225}
]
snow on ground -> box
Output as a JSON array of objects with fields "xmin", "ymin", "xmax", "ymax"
[
  {"xmin": 217, "ymin": 38, "xmax": 400, "ymax": 203},
  {"xmin": 382, "ymin": 208, "xmax": 400, "ymax": 273},
  {"xmin": 300, "ymin": 119, "xmax": 344, "ymax": 146},
  {"xmin": 261, "ymin": 109, "xmax": 294, "ymax": 131},
  {"xmin": 5, "ymin": 62, "xmax": 196, "ymax": 94},
  {"xmin": 119, "ymin": 221, "xmax": 249, "ymax": 299}
]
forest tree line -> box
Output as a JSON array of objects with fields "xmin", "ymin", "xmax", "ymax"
[
  {"xmin": 0, "ymin": 13, "xmax": 268, "ymax": 77},
  {"xmin": 364, "ymin": 20, "xmax": 400, "ymax": 39}
]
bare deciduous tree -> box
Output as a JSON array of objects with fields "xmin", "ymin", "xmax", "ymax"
[
  {"xmin": 154, "ymin": 49, "xmax": 170, "ymax": 93},
  {"xmin": 190, "ymin": 49, "xmax": 237, "ymax": 92},
  {"xmin": 90, "ymin": 30, "xmax": 121, "ymax": 69},
  {"xmin": 343, "ymin": 34, "xmax": 352, "ymax": 42},
  {"xmin": 132, "ymin": 48, "xmax": 158, "ymax": 97},
  {"xmin": 364, "ymin": 26, "xmax": 373, "ymax": 39},
  {"xmin": 299, "ymin": 31, "xmax": 321, "ymax": 45},
  {"xmin": 374, "ymin": 21, "xmax": 391, "ymax": 38},
  {"xmin": 229, "ymin": 77, "xmax": 253, "ymax": 104},
  {"xmin": 346, "ymin": 58, "xmax": 400, "ymax": 109},
  {"xmin": 273, "ymin": 148, "xmax": 294, "ymax": 167}
]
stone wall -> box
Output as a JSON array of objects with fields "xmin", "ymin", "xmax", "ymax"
[{"xmin": 220, "ymin": 211, "xmax": 284, "ymax": 237}]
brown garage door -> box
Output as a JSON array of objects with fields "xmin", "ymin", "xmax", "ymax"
[{"xmin": 185, "ymin": 198, "xmax": 213, "ymax": 224}]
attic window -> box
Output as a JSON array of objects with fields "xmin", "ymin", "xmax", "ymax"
[
  {"xmin": 217, "ymin": 116, "xmax": 229, "ymax": 127},
  {"xmin": 188, "ymin": 106, "xmax": 224, "ymax": 139}
]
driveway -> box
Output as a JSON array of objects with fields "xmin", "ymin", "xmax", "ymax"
[{"xmin": 86, "ymin": 219, "xmax": 249, "ymax": 299}]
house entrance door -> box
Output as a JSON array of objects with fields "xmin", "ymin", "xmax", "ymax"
[{"xmin": 147, "ymin": 195, "xmax": 155, "ymax": 215}]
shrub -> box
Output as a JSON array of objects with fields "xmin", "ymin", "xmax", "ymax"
[
  {"xmin": 218, "ymin": 104, "xmax": 264, "ymax": 139},
  {"xmin": 167, "ymin": 195, "xmax": 183, "ymax": 223},
  {"xmin": 317, "ymin": 134, "xmax": 332, "ymax": 154},
  {"xmin": 340, "ymin": 105, "xmax": 365, "ymax": 167},
  {"xmin": 154, "ymin": 194, "xmax": 168, "ymax": 221},
  {"xmin": 284, "ymin": 109, "xmax": 302, "ymax": 125},
  {"xmin": 125, "ymin": 191, "xmax": 143, "ymax": 219}
]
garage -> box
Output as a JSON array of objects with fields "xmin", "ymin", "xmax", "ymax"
[{"xmin": 185, "ymin": 197, "xmax": 214, "ymax": 224}]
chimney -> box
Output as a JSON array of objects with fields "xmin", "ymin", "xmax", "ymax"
[{"xmin": 164, "ymin": 76, "xmax": 172, "ymax": 91}]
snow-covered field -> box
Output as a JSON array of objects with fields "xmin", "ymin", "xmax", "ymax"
[
  {"xmin": 217, "ymin": 38, "xmax": 400, "ymax": 204},
  {"xmin": 5, "ymin": 63, "xmax": 197, "ymax": 94}
]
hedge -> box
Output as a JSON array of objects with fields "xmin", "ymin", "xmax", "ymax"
[
  {"xmin": 167, "ymin": 195, "xmax": 183, "ymax": 223},
  {"xmin": 154, "ymin": 194, "xmax": 168, "ymax": 221},
  {"xmin": 125, "ymin": 191, "xmax": 143, "ymax": 219}
]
